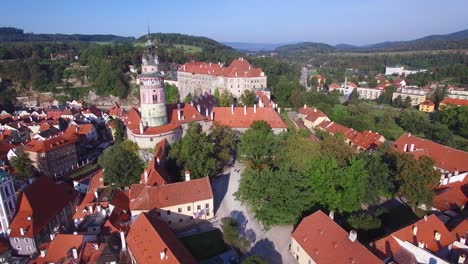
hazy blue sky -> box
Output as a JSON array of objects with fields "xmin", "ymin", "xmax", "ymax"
[{"xmin": 2, "ymin": 0, "xmax": 468, "ymax": 45}]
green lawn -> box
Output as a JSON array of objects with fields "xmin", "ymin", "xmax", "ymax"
[
  {"xmin": 280, "ymin": 112, "xmax": 297, "ymax": 132},
  {"xmin": 173, "ymin": 44, "xmax": 202, "ymax": 54},
  {"xmin": 67, "ymin": 163, "xmax": 100, "ymax": 180},
  {"xmin": 180, "ymin": 229, "xmax": 228, "ymax": 261}
]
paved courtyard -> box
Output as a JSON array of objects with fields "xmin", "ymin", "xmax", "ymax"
[{"xmin": 211, "ymin": 161, "xmax": 296, "ymax": 264}]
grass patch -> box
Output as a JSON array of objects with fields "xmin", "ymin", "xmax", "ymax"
[
  {"xmin": 280, "ymin": 112, "xmax": 297, "ymax": 132},
  {"xmin": 180, "ymin": 229, "xmax": 228, "ymax": 261},
  {"xmin": 67, "ymin": 163, "xmax": 100, "ymax": 180},
  {"xmin": 173, "ymin": 44, "xmax": 202, "ymax": 53}
]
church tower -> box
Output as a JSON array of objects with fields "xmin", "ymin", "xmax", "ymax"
[{"xmin": 138, "ymin": 31, "xmax": 168, "ymax": 128}]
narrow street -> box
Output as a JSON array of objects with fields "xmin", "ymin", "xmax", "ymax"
[{"xmin": 211, "ymin": 161, "xmax": 295, "ymax": 264}]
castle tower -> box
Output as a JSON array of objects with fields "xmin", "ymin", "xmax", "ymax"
[{"xmin": 138, "ymin": 31, "xmax": 168, "ymax": 127}]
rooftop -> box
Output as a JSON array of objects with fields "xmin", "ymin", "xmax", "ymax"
[{"xmin": 211, "ymin": 106, "xmax": 287, "ymax": 129}]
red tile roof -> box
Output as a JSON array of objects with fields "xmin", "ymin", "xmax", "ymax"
[
  {"xmin": 441, "ymin": 98, "xmax": 468, "ymax": 107},
  {"xmin": 108, "ymin": 102, "xmax": 124, "ymax": 116},
  {"xmin": 126, "ymin": 213, "xmax": 196, "ymax": 264},
  {"xmin": 43, "ymin": 234, "xmax": 84, "ymax": 263},
  {"xmin": 329, "ymin": 83, "xmax": 341, "ymax": 89},
  {"xmin": 178, "ymin": 58, "xmax": 265, "ymax": 78},
  {"xmin": 420, "ymin": 100, "xmax": 435, "ymax": 106},
  {"xmin": 65, "ymin": 124, "xmax": 95, "ymax": 136},
  {"xmin": 141, "ymin": 140, "xmax": 171, "ymax": 186},
  {"xmin": 324, "ymin": 122, "xmax": 357, "ymax": 141},
  {"xmin": 297, "ymin": 106, "xmax": 328, "ymax": 124},
  {"xmin": 9, "ymin": 177, "xmax": 78, "ymax": 237},
  {"xmin": 373, "ymin": 214, "xmax": 456, "ymax": 259},
  {"xmin": 130, "ymin": 177, "xmax": 213, "ymax": 211},
  {"xmin": 347, "ymin": 82, "xmax": 358, "ymax": 88},
  {"xmin": 211, "ymin": 107, "xmax": 287, "ymax": 129},
  {"xmin": 24, "ymin": 135, "xmax": 76, "ymax": 153},
  {"xmin": 433, "ymin": 177, "xmax": 468, "ymax": 211},
  {"xmin": 292, "ymin": 210, "xmax": 382, "ymax": 263},
  {"xmin": 351, "ymin": 130, "xmax": 384, "ymax": 150},
  {"xmin": 256, "ymin": 91, "xmax": 271, "ymax": 108},
  {"xmin": 394, "ymin": 133, "xmax": 468, "ymax": 173}
]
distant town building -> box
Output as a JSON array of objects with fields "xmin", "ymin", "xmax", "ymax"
[
  {"xmin": 177, "ymin": 58, "xmax": 267, "ymax": 99},
  {"xmin": 356, "ymin": 87, "xmax": 384, "ymax": 100},
  {"xmin": 419, "ymin": 100, "xmax": 435, "ymax": 112},
  {"xmin": 447, "ymin": 86, "xmax": 468, "ymax": 100},
  {"xmin": 385, "ymin": 66, "xmax": 427, "ymax": 76},
  {"xmin": 23, "ymin": 136, "xmax": 78, "ymax": 178},
  {"xmin": 290, "ymin": 210, "xmax": 382, "ymax": 263},
  {"xmin": 297, "ymin": 105, "xmax": 330, "ymax": 129},
  {"xmin": 392, "ymin": 87, "xmax": 430, "ymax": 106},
  {"xmin": 440, "ymin": 97, "xmax": 468, "ymax": 108},
  {"xmin": 9, "ymin": 177, "xmax": 78, "ymax": 256},
  {"xmin": 129, "ymin": 175, "xmax": 214, "ymax": 230}
]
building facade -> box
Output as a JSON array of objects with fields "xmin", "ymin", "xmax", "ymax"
[
  {"xmin": 392, "ymin": 87, "xmax": 429, "ymax": 106},
  {"xmin": 0, "ymin": 164, "xmax": 16, "ymax": 236},
  {"xmin": 177, "ymin": 58, "xmax": 267, "ymax": 99},
  {"xmin": 356, "ymin": 87, "xmax": 383, "ymax": 100},
  {"xmin": 419, "ymin": 100, "xmax": 435, "ymax": 112}
]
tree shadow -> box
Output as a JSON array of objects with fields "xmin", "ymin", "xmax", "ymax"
[
  {"xmin": 212, "ymin": 172, "xmax": 230, "ymax": 214},
  {"xmin": 249, "ymin": 239, "xmax": 282, "ymax": 264},
  {"xmin": 230, "ymin": 210, "xmax": 256, "ymax": 244}
]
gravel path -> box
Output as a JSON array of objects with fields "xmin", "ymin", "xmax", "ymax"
[{"xmin": 211, "ymin": 161, "xmax": 296, "ymax": 264}]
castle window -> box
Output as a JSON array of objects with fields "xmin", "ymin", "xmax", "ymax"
[{"xmin": 153, "ymin": 94, "xmax": 157, "ymax": 102}]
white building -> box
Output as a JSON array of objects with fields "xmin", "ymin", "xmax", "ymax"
[
  {"xmin": 392, "ymin": 86, "xmax": 430, "ymax": 106},
  {"xmin": 177, "ymin": 58, "xmax": 267, "ymax": 99},
  {"xmin": 447, "ymin": 86, "xmax": 468, "ymax": 100},
  {"xmin": 0, "ymin": 162, "xmax": 16, "ymax": 235},
  {"xmin": 356, "ymin": 87, "xmax": 384, "ymax": 100},
  {"xmin": 385, "ymin": 66, "xmax": 427, "ymax": 76}
]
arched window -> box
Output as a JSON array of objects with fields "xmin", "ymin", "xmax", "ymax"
[{"xmin": 153, "ymin": 94, "xmax": 157, "ymax": 102}]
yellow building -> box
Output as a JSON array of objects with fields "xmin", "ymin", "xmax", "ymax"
[{"xmin": 419, "ymin": 100, "xmax": 435, "ymax": 112}]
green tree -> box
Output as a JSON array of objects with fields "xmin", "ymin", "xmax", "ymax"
[
  {"xmin": 184, "ymin": 93, "xmax": 193, "ymax": 103},
  {"xmin": 221, "ymin": 217, "xmax": 250, "ymax": 253},
  {"xmin": 275, "ymin": 133, "xmax": 320, "ymax": 172},
  {"xmin": 242, "ymin": 256, "xmax": 267, "ymax": 264},
  {"xmin": 403, "ymin": 96, "xmax": 412, "ymax": 108},
  {"xmin": 209, "ymin": 125, "xmax": 237, "ymax": 166},
  {"xmin": 431, "ymin": 86, "xmax": 447, "ymax": 110},
  {"xmin": 11, "ymin": 152, "xmax": 36, "ymax": 181},
  {"xmin": 238, "ymin": 121, "xmax": 277, "ymax": 168},
  {"xmin": 347, "ymin": 213, "xmax": 381, "ymax": 230},
  {"xmin": 394, "ymin": 153, "xmax": 439, "ymax": 207},
  {"xmin": 347, "ymin": 88, "xmax": 360, "ymax": 104},
  {"xmin": 359, "ymin": 152, "xmax": 394, "ymax": 205},
  {"xmin": 213, "ymin": 87, "xmax": 221, "ymax": 101},
  {"xmin": 98, "ymin": 144, "xmax": 144, "ymax": 188},
  {"xmin": 399, "ymin": 109, "xmax": 430, "ymax": 135},
  {"xmin": 239, "ymin": 90, "xmax": 256, "ymax": 106},
  {"xmin": 319, "ymin": 133, "xmax": 355, "ymax": 167},
  {"xmin": 219, "ymin": 90, "xmax": 233, "ymax": 107},
  {"xmin": 164, "ymin": 83, "xmax": 179, "ymax": 103},
  {"xmin": 112, "ymin": 118, "xmax": 126, "ymax": 143},
  {"xmin": 378, "ymin": 85, "xmax": 397, "ymax": 104},
  {"xmin": 393, "ymin": 95, "xmax": 403, "ymax": 108},
  {"xmin": 168, "ymin": 123, "xmax": 220, "ymax": 179}
]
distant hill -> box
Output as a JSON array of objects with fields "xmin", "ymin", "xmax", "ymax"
[
  {"xmin": 0, "ymin": 27, "xmax": 135, "ymax": 43},
  {"xmin": 275, "ymin": 42, "xmax": 336, "ymax": 55},
  {"xmin": 223, "ymin": 42, "xmax": 296, "ymax": 52},
  {"xmin": 136, "ymin": 33, "xmax": 235, "ymax": 52},
  {"xmin": 334, "ymin": 43, "xmax": 359, "ymax": 50}
]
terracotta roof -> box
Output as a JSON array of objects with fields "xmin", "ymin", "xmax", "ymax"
[
  {"xmin": 394, "ymin": 133, "xmax": 468, "ymax": 173},
  {"xmin": 141, "ymin": 140, "xmax": 171, "ymax": 186},
  {"xmin": 9, "ymin": 177, "xmax": 78, "ymax": 237},
  {"xmin": 292, "ymin": 210, "xmax": 382, "ymax": 263},
  {"xmin": 297, "ymin": 106, "xmax": 328, "ymax": 123},
  {"xmin": 179, "ymin": 58, "xmax": 265, "ymax": 78},
  {"xmin": 103, "ymin": 207, "xmax": 131, "ymax": 234},
  {"xmin": 450, "ymin": 219, "xmax": 468, "ymax": 239},
  {"xmin": 110, "ymin": 189, "xmax": 130, "ymax": 212},
  {"xmin": 324, "ymin": 122, "xmax": 357, "ymax": 141},
  {"xmin": 130, "ymin": 177, "xmax": 213, "ymax": 211},
  {"xmin": 0, "ymin": 142, "xmax": 15, "ymax": 161},
  {"xmin": 80, "ymin": 242, "xmax": 105, "ymax": 263},
  {"xmin": 441, "ymin": 98, "xmax": 468, "ymax": 106},
  {"xmin": 108, "ymin": 102, "xmax": 123, "ymax": 116},
  {"xmin": 256, "ymin": 91, "xmax": 271, "ymax": 108},
  {"xmin": 373, "ymin": 214, "xmax": 456, "ymax": 259},
  {"xmin": 24, "ymin": 135, "xmax": 76, "ymax": 153},
  {"xmin": 126, "ymin": 213, "xmax": 196, "ymax": 264},
  {"xmin": 347, "ymin": 82, "xmax": 358, "ymax": 88},
  {"xmin": 329, "ymin": 83, "xmax": 341, "ymax": 89},
  {"xmin": 65, "ymin": 124, "xmax": 95, "ymax": 136},
  {"xmin": 211, "ymin": 107, "xmax": 287, "ymax": 129},
  {"xmin": 433, "ymin": 177, "xmax": 468, "ymax": 211},
  {"xmin": 43, "ymin": 234, "xmax": 84, "ymax": 263},
  {"xmin": 351, "ymin": 130, "xmax": 384, "ymax": 150}
]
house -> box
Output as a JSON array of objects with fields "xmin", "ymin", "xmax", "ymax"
[
  {"xmin": 23, "ymin": 135, "xmax": 78, "ymax": 178},
  {"xmin": 447, "ymin": 86, "xmax": 468, "ymax": 100},
  {"xmin": 108, "ymin": 102, "xmax": 124, "ymax": 117},
  {"xmin": 392, "ymin": 87, "xmax": 430, "ymax": 106},
  {"xmin": 433, "ymin": 174, "xmax": 467, "ymax": 211},
  {"xmin": 191, "ymin": 92, "xmax": 218, "ymax": 116},
  {"xmin": 419, "ymin": 100, "xmax": 435, "ymax": 112},
  {"xmin": 356, "ymin": 87, "xmax": 383, "ymax": 100},
  {"xmin": 290, "ymin": 210, "xmax": 382, "ymax": 263},
  {"xmin": 440, "ymin": 97, "xmax": 468, "ymax": 108},
  {"xmin": 211, "ymin": 106, "xmax": 287, "ymax": 134},
  {"xmin": 372, "ymin": 214, "xmax": 466, "ymax": 263},
  {"xmin": 0, "ymin": 163, "xmax": 16, "ymax": 235},
  {"xmin": 35, "ymin": 234, "xmax": 84, "ymax": 263},
  {"xmin": 126, "ymin": 213, "xmax": 196, "ymax": 264},
  {"xmin": 65, "ymin": 124, "xmax": 98, "ymax": 142},
  {"xmin": 328, "ymin": 83, "xmax": 341, "ymax": 92},
  {"xmin": 140, "ymin": 139, "xmax": 171, "ymax": 186},
  {"xmin": 394, "ymin": 133, "xmax": 468, "ymax": 175},
  {"xmin": 350, "ymin": 130, "xmax": 385, "ymax": 151},
  {"xmin": 9, "ymin": 177, "xmax": 78, "ymax": 256},
  {"xmin": 178, "ymin": 57, "xmax": 267, "ymax": 99},
  {"xmin": 297, "ymin": 105, "xmax": 330, "ymax": 129},
  {"xmin": 129, "ymin": 175, "xmax": 214, "ymax": 230},
  {"xmin": 256, "ymin": 90, "xmax": 275, "ymax": 108}
]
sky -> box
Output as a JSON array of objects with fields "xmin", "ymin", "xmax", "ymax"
[{"xmin": 2, "ymin": 0, "xmax": 468, "ymax": 45}]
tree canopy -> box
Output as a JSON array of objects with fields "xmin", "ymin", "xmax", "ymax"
[{"xmin": 11, "ymin": 152, "xmax": 36, "ymax": 181}]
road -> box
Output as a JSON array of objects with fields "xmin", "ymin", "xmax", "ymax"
[
  {"xmin": 211, "ymin": 161, "xmax": 295, "ymax": 264},
  {"xmin": 300, "ymin": 67, "xmax": 311, "ymax": 91}
]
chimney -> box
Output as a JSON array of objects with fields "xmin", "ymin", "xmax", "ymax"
[
  {"xmin": 205, "ymin": 108, "xmax": 209, "ymax": 116},
  {"xmin": 160, "ymin": 249, "xmax": 167, "ymax": 260},
  {"xmin": 410, "ymin": 144, "xmax": 415, "ymax": 151},
  {"xmin": 72, "ymin": 248, "xmax": 78, "ymax": 259},
  {"xmin": 418, "ymin": 241, "xmax": 425, "ymax": 248},
  {"xmin": 190, "ymin": 101, "xmax": 194, "ymax": 107},
  {"xmin": 349, "ymin": 230, "xmax": 357, "ymax": 242},
  {"xmin": 278, "ymin": 107, "xmax": 281, "ymax": 114},
  {"xmin": 120, "ymin": 231, "xmax": 127, "ymax": 252},
  {"xmin": 254, "ymin": 104, "xmax": 257, "ymax": 113},
  {"xmin": 424, "ymin": 215, "xmax": 428, "ymax": 222},
  {"xmin": 156, "ymin": 158, "xmax": 160, "ymax": 165},
  {"xmin": 460, "ymin": 236, "xmax": 466, "ymax": 245},
  {"xmin": 210, "ymin": 110, "xmax": 214, "ymax": 120},
  {"xmin": 244, "ymin": 105, "xmax": 247, "ymax": 115},
  {"xmin": 94, "ymin": 191, "xmax": 99, "ymax": 199},
  {"xmin": 197, "ymin": 104, "xmax": 201, "ymax": 113},
  {"xmin": 177, "ymin": 103, "xmax": 180, "ymax": 109},
  {"xmin": 144, "ymin": 170, "xmax": 148, "ymax": 183},
  {"xmin": 404, "ymin": 144, "xmax": 408, "ymax": 152},
  {"xmin": 434, "ymin": 231, "xmax": 441, "ymax": 241},
  {"xmin": 345, "ymin": 76, "xmax": 348, "ymax": 87},
  {"xmin": 20, "ymin": 228, "xmax": 25, "ymax": 236},
  {"xmin": 459, "ymin": 254, "xmax": 466, "ymax": 264},
  {"xmin": 329, "ymin": 211, "xmax": 334, "ymax": 220},
  {"xmin": 40, "ymin": 249, "xmax": 46, "ymax": 258},
  {"xmin": 50, "ymin": 233, "xmax": 55, "ymax": 241},
  {"xmin": 185, "ymin": 170, "xmax": 190, "ymax": 181},
  {"xmin": 231, "ymin": 105, "xmax": 234, "ymax": 115},
  {"xmin": 304, "ymin": 104, "xmax": 307, "ymax": 109},
  {"xmin": 139, "ymin": 121, "xmax": 144, "ymax": 134},
  {"xmin": 177, "ymin": 109, "xmax": 181, "ymax": 121},
  {"xmin": 413, "ymin": 225, "xmax": 418, "ymax": 236},
  {"xmin": 314, "ymin": 108, "xmax": 317, "ymax": 113}
]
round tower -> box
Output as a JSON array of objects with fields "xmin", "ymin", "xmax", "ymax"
[{"xmin": 138, "ymin": 32, "xmax": 168, "ymax": 127}]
